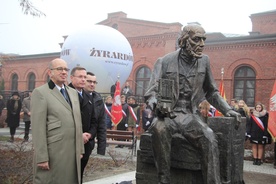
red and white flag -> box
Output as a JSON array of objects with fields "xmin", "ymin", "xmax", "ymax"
[
  {"xmin": 215, "ymin": 78, "xmax": 226, "ymax": 117},
  {"xmin": 268, "ymin": 79, "xmax": 276, "ymax": 141},
  {"xmin": 111, "ymin": 81, "xmax": 123, "ymax": 126}
]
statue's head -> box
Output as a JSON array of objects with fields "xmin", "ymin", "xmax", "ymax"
[{"xmin": 178, "ymin": 24, "xmax": 206, "ymax": 58}]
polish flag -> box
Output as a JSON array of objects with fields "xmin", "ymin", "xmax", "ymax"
[
  {"xmin": 111, "ymin": 81, "xmax": 123, "ymax": 126},
  {"xmin": 268, "ymin": 79, "xmax": 276, "ymax": 141}
]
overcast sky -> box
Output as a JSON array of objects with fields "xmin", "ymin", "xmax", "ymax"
[{"xmin": 0, "ymin": 0, "xmax": 276, "ymax": 55}]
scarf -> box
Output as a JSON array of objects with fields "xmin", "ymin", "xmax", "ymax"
[{"xmin": 252, "ymin": 109, "xmax": 267, "ymax": 118}]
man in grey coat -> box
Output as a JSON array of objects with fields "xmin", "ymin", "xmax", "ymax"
[
  {"xmin": 144, "ymin": 24, "xmax": 241, "ymax": 184},
  {"xmin": 22, "ymin": 91, "xmax": 32, "ymax": 142},
  {"xmin": 31, "ymin": 58, "xmax": 84, "ymax": 184}
]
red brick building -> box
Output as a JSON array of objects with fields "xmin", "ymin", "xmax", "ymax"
[{"xmin": 1, "ymin": 10, "xmax": 276, "ymax": 108}]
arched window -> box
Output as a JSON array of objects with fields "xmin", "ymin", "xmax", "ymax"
[
  {"xmin": 112, "ymin": 24, "xmax": 118, "ymax": 30},
  {"xmin": 233, "ymin": 66, "xmax": 256, "ymax": 107},
  {"xmin": 28, "ymin": 73, "xmax": 36, "ymax": 91},
  {"xmin": 135, "ymin": 66, "xmax": 151, "ymax": 96},
  {"xmin": 11, "ymin": 73, "xmax": 18, "ymax": 91}
]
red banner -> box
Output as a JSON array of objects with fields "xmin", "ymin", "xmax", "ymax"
[
  {"xmin": 111, "ymin": 81, "xmax": 123, "ymax": 126},
  {"xmin": 268, "ymin": 79, "xmax": 276, "ymax": 141},
  {"xmin": 215, "ymin": 78, "xmax": 226, "ymax": 117}
]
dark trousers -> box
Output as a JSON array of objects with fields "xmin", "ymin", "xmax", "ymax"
[
  {"xmin": 149, "ymin": 113, "xmax": 221, "ymax": 184},
  {"xmin": 9, "ymin": 127, "xmax": 16, "ymax": 136},
  {"xmin": 24, "ymin": 121, "xmax": 31, "ymax": 139},
  {"xmin": 81, "ymin": 141, "xmax": 93, "ymax": 183}
]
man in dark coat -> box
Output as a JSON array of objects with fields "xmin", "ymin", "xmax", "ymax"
[
  {"xmin": 117, "ymin": 95, "xmax": 129, "ymax": 131},
  {"xmin": 68, "ymin": 67, "xmax": 98, "ymax": 183},
  {"xmin": 144, "ymin": 24, "xmax": 241, "ymax": 184},
  {"xmin": 121, "ymin": 82, "xmax": 133, "ymax": 102},
  {"xmin": 84, "ymin": 72, "xmax": 106, "ymax": 156},
  {"xmin": 6, "ymin": 91, "xmax": 22, "ymax": 142}
]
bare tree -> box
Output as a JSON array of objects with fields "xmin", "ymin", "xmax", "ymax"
[{"xmin": 19, "ymin": 0, "xmax": 46, "ymax": 17}]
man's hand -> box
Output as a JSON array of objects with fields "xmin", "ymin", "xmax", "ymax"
[
  {"xmin": 225, "ymin": 110, "xmax": 241, "ymax": 130},
  {"xmin": 83, "ymin": 133, "xmax": 91, "ymax": 144},
  {"xmin": 37, "ymin": 161, "xmax": 50, "ymax": 170}
]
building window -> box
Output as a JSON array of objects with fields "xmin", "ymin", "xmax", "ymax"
[
  {"xmin": 233, "ymin": 66, "xmax": 256, "ymax": 107},
  {"xmin": 112, "ymin": 24, "xmax": 118, "ymax": 30},
  {"xmin": 11, "ymin": 73, "xmax": 18, "ymax": 91},
  {"xmin": 28, "ymin": 73, "xmax": 36, "ymax": 91},
  {"xmin": 135, "ymin": 66, "xmax": 151, "ymax": 96}
]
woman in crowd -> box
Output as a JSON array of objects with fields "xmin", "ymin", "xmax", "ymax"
[
  {"xmin": 246, "ymin": 103, "xmax": 270, "ymax": 165},
  {"xmin": 104, "ymin": 95, "xmax": 113, "ymax": 130},
  {"xmin": 0, "ymin": 95, "xmax": 5, "ymax": 116},
  {"xmin": 237, "ymin": 100, "xmax": 250, "ymax": 118},
  {"xmin": 142, "ymin": 102, "xmax": 154, "ymax": 131},
  {"xmin": 6, "ymin": 92, "xmax": 22, "ymax": 142}
]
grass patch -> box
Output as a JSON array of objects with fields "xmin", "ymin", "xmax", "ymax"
[{"xmin": 0, "ymin": 136, "xmax": 10, "ymax": 141}]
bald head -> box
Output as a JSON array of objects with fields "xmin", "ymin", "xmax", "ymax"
[{"xmin": 48, "ymin": 58, "xmax": 69, "ymax": 87}]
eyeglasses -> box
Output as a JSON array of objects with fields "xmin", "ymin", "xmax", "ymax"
[
  {"xmin": 73, "ymin": 75, "xmax": 87, "ymax": 79},
  {"xmin": 51, "ymin": 67, "xmax": 70, "ymax": 72},
  {"xmin": 87, "ymin": 80, "xmax": 98, "ymax": 84}
]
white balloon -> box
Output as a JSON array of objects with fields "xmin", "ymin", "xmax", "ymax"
[{"xmin": 60, "ymin": 25, "xmax": 133, "ymax": 93}]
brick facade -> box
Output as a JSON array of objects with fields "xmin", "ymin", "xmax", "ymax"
[{"xmin": 1, "ymin": 10, "xmax": 276, "ymax": 108}]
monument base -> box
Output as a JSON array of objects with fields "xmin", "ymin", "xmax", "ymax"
[{"xmin": 136, "ymin": 117, "xmax": 246, "ymax": 184}]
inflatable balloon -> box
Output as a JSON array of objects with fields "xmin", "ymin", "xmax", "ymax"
[{"xmin": 60, "ymin": 25, "xmax": 133, "ymax": 93}]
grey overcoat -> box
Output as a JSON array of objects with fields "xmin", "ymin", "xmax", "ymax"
[
  {"xmin": 31, "ymin": 80, "xmax": 84, "ymax": 184},
  {"xmin": 22, "ymin": 96, "xmax": 31, "ymax": 122}
]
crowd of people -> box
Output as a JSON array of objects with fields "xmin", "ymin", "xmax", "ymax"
[
  {"xmin": 1, "ymin": 58, "xmax": 156, "ymax": 183},
  {"xmin": 0, "ymin": 56, "xmax": 275, "ymax": 183},
  {"xmin": 198, "ymin": 98, "xmax": 275, "ymax": 169}
]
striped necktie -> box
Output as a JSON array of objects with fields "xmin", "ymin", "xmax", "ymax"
[{"xmin": 60, "ymin": 88, "xmax": 69, "ymax": 103}]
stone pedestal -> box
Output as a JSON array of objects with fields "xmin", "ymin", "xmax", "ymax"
[{"xmin": 136, "ymin": 117, "xmax": 246, "ymax": 184}]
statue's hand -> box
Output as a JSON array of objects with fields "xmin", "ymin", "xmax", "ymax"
[
  {"xmin": 225, "ymin": 109, "xmax": 241, "ymax": 130},
  {"xmin": 155, "ymin": 108, "xmax": 166, "ymax": 119},
  {"xmin": 147, "ymin": 97, "xmax": 157, "ymax": 111}
]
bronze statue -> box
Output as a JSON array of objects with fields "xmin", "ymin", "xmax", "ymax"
[{"xmin": 144, "ymin": 24, "xmax": 241, "ymax": 184}]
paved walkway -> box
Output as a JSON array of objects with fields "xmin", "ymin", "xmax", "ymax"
[
  {"xmin": 85, "ymin": 147, "xmax": 276, "ymax": 184},
  {"xmin": 1, "ymin": 126, "xmax": 275, "ymax": 184}
]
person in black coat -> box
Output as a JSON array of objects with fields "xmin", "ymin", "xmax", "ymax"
[
  {"xmin": 104, "ymin": 96, "xmax": 113, "ymax": 130},
  {"xmin": 6, "ymin": 91, "xmax": 22, "ymax": 142},
  {"xmin": 246, "ymin": 103, "xmax": 270, "ymax": 166},
  {"xmin": 0, "ymin": 95, "xmax": 5, "ymax": 116},
  {"xmin": 142, "ymin": 102, "xmax": 154, "ymax": 131},
  {"xmin": 117, "ymin": 95, "xmax": 129, "ymax": 131},
  {"xmin": 68, "ymin": 67, "xmax": 98, "ymax": 183},
  {"xmin": 237, "ymin": 100, "xmax": 250, "ymax": 118},
  {"xmin": 84, "ymin": 72, "xmax": 106, "ymax": 155}
]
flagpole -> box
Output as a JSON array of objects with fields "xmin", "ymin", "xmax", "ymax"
[
  {"xmin": 215, "ymin": 68, "xmax": 226, "ymax": 117},
  {"xmin": 221, "ymin": 67, "xmax": 224, "ymax": 81}
]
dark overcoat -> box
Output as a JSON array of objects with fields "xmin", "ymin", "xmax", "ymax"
[
  {"xmin": 91, "ymin": 91, "xmax": 106, "ymax": 155},
  {"xmin": 6, "ymin": 97, "xmax": 22, "ymax": 128}
]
